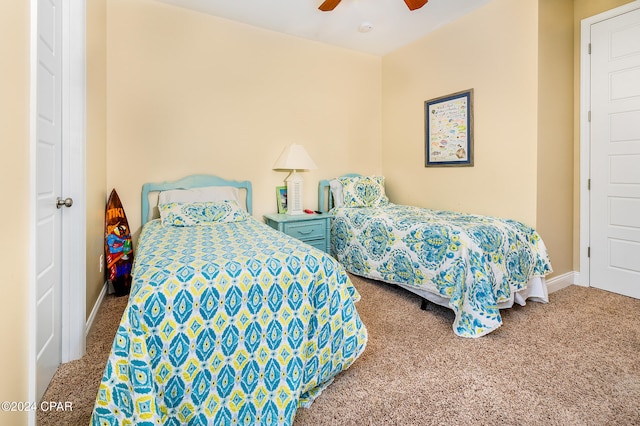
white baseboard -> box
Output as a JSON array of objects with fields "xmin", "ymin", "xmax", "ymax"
[
  {"xmin": 85, "ymin": 281, "xmax": 108, "ymax": 337},
  {"xmin": 546, "ymin": 271, "xmax": 576, "ymax": 294}
]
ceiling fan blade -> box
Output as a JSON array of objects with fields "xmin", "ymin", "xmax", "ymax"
[
  {"xmin": 404, "ymin": 0, "xmax": 428, "ymax": 11},
  {"xmin": 319, "ymin": 0, "xmax": 342, "ymax": 11}
]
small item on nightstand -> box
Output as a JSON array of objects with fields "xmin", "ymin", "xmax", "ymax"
[
  {"xmin": 314, "ymin": 210, "xmax": 322, "ymax": 214},
  {"xmin": 304, "ymin": 209, "xmax": 314, "ymax": 214}
]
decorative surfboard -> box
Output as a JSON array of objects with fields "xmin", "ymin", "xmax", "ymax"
[{"xmin": 105, "ymin": 189, "xmax": 133, "ymax": 296}]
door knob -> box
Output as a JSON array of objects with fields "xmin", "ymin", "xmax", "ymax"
[{"xmin": 56, "ymin": 197, "xmax": 73, "ymax": 209}]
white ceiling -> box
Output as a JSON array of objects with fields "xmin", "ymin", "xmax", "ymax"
[{"xmin": 155, "ymin": 0, "xmax": 493, "ymax": 56}]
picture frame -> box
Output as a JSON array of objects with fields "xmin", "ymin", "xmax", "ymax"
[
  {"xmin": 425, "ymin": 89, "xmax": 474, "ymax": 167},
  {"xmin": 276, "ymin": 186, "xmax": 287, "ymax": 214}
]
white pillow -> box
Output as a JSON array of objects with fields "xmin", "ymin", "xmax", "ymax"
[
  {"xmin": 158, "ymin": 186, "xmax": 245, "ymax": 210},
  {"xmin": 329, "ymin": 179, "xmax": 344, "ymax": 208}
]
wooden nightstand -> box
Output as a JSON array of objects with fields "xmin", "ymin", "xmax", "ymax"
[{"xmin": 263, "ymin": 213, "xmax": 330, "ymax": 253}]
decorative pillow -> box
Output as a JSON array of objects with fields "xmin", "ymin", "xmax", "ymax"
[
  {"xmin": 159, "ymin": 201, "xmax": 248, "ymax": 226},
  {"xmin": 339, "ymin": 176, "xmax": 389, "ymax": 208}
]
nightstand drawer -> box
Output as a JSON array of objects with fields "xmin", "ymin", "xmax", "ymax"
[
  {"xmin": 283, "ymin": 220, "xmax": 325, "ymax": 241},
  {"xmin": 263, "ymin": 213, "xmax": 330, "ymax": 253},
  {"xmin": 305, "ymin": 238, "xmax": 327, "ymax": 252}
]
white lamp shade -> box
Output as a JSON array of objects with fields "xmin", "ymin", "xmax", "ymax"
[{"xmin": 272, "ymin": 144, "xmax": 317, "ymax": 171}]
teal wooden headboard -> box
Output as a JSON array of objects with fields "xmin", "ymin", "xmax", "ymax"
[
  {"xmin": 317, "ymin": 173, "xmax": 361, "ymax": 213},
  {"xmin": 141, "ymin": 174, "xmax": 253, "ymax": 225}
]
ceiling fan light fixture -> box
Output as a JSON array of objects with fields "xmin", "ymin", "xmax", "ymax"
[
  {"xmin": 404, "ymin": 0, "xmax": 428, "ymax": 11},
  {"xmin": 358, "ymin": 22, "xmax": 374, "ymax": 33},
  {"xmin": 320, "ymin": 0, "xmax": 428, "ymax": 12},
  {"xmin": 318, "ymin": 0, "xmax": 341, "ymax": 11}
]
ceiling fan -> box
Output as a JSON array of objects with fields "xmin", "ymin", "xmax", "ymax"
[{"xmin": 319, "ymin": 0, "xmax": 428, "ymax": 12}]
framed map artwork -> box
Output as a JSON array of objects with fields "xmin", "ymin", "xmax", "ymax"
[{"xmin": 425, "ymin": 89, "xmax": 474, "ymax": 167}]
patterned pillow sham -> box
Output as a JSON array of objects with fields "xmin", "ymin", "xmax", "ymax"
[
  {"xmin": 159, "ymin": 200, "xmax": 248, "ymax": 226},
  {"xmin": 338, "ymin": 175, "xmax": 389, "ymax": 208}
]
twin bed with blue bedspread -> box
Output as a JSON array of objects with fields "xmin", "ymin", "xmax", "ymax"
[
  {"xmin": 319, "ymin": 175, "xmax": 553, "ymax": 338},
  {"xmin": 91, "ymin": 175, "xmax": 367, "ymax": 426}
]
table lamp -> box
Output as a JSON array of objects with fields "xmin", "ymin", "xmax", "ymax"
[{"xmin": 273, "ymin": 144, "xmax": 317, "ymax": 215}]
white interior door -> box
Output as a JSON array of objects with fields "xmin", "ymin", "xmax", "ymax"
[
  {"xmin": 590, "ymin": 7, "xmax": 640, "ymax": 299},
  {"xmin": 35, "ymin": 0, "xmax": 64, "ymax": 400}
]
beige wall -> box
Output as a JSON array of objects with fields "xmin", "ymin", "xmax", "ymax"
[
  {"xmin": 381, "ymin": 0, "xmax": 587, "ymax": 278},
  {"xmin": 105, "ymin": 0, "xmax": 634, "ymax": 282},
  {"xmin": 537, "ymin": 0, "xmax": 574, "ymax": 278},
  {"xmin": 1, "ymin": 1, "xmax": 633, "ymax": 416},
  {"xmin": 381, "ymin": 0, "xmax": 539, "ymax": 226},
  {"xmin": 86, "ymin": 0, "xmax": 108, "ymax": 317},
  {"xmin": 0, "ymin": 1, "xmax": 30, "ymax": 423},
  {"xmin": 379, "ymin": 0, "xmax": 636, "ymax": 278},
  {"xmin": 106, "ymin": 0, "xmax": 382, "ymax": 236}
]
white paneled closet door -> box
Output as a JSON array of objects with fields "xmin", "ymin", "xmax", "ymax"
[
  {"xmin": 35, "ymin": 0, "xmax": 64, "ymax": 401},
  {"xmin": 590, "ymin": 7, "xmax": 640, "ymax": 298}
]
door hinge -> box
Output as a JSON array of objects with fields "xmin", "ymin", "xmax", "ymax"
[
  {"xmin": 588, "ymin": 179, "xmax": 591, "ymax": 190},
  {"xmin": 588, "ymin": 110, "xmax": 591, "ymax": 122},
  {"xmin": 588, "ymin": 247, "xmax": 591, "ymax": 257},
  {"xmin": 588, "ymin": 43, "xmax": 591, "ymax": 54}
]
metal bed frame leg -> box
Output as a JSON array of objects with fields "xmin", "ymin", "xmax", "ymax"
[{"xmin": 420, "ymin": 298, "xmax": 428, "ymax": 311}]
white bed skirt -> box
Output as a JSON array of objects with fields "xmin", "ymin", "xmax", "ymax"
[{"xmin": 396, "ymin": 276, "xmax": 549, "ymax": 310}]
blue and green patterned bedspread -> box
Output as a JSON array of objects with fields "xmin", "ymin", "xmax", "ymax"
[
  {"xmin": 330, "ymin": 204, "xmax": 552, "ymax": 338},
  {"xmin": 91, "ymin": 218, "xmax": 367, "ymax": 425}
]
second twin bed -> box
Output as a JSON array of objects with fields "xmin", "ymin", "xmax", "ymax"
[{"xmin": 319, "ymin": 174, "xmax": 553, "ymax": 338}]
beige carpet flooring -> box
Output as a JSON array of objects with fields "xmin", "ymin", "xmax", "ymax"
[{"xmin": 39, "ymin": 275, "xmax": 640, "ymax": 425}]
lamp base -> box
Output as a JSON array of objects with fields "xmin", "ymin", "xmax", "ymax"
[{"xmin": 285, "ymin": 171, "xmax": 304, "ymax": 215}]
